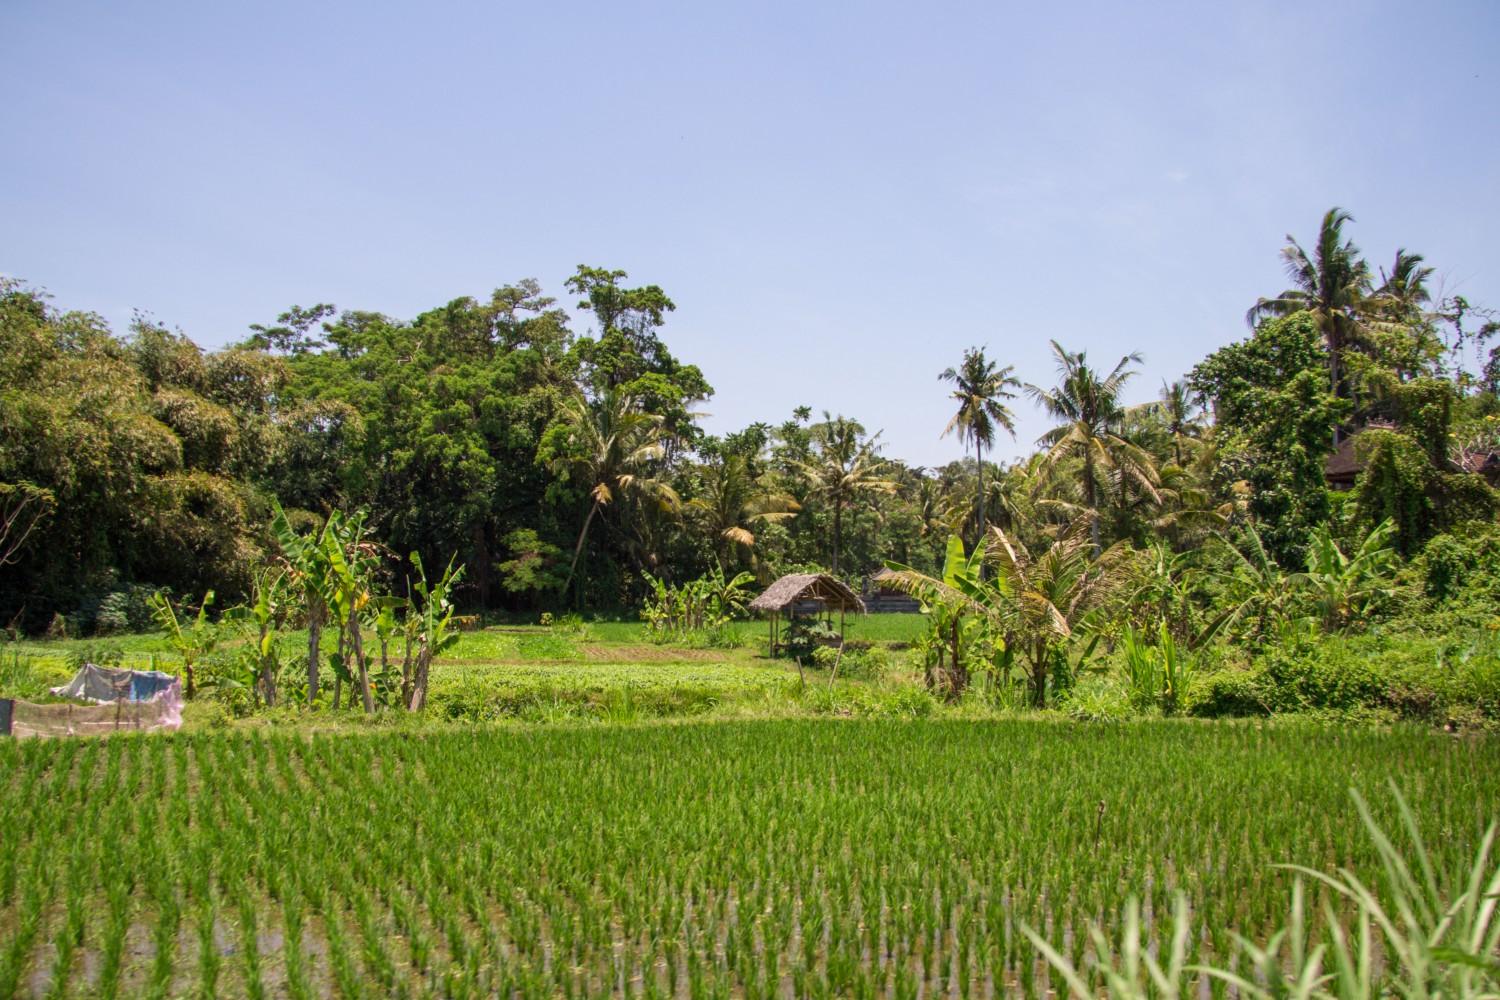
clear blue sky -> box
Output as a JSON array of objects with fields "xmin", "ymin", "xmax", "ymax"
[{"xmin": 4, "ymin": 1, "xmax": 1496, "ymax": 466}]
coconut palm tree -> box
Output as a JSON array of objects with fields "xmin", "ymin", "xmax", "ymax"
[
  {"xmin": 551, "ymin": 390, "xmax": 680, "ymax": 605},
  {"xmin": 1247, "ymin": 207, "xmax": 1374, "ymax": 414},
  {"xmin": 1154, "ymin": 380, "xmax": 1205, "ymax": 467},
  {"xmin": 794, "ymin": 414, "xmax": 898, "ymax": 575},
  {"xmin": 939, "ymin": 346, "xmax": 1019, "ymax": 542},
  {"xmin": 1374, "ymin": 249, "xmax": 1435, "ymax": 322},
  {"xmin": 687, "ymin": 452, "xmax": 799, "ymax": 571},
  {"xmin": 1025, "ymin": 341, "xmax": 1159, "ymax": 554}
]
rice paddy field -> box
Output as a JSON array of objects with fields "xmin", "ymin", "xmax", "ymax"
[{"xmin": 1, "ymin": 718, "xmax": 1496, "ymax": 999}]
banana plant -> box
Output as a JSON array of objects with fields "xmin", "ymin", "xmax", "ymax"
[
  {"xmin": 370, "ymin": 596, "xmax": 407, "ymax": 708},
  {"xmin": 702, "ymin": 564, "xmax": 757, "ymax": 619},
  {"xmin": 320, "ymin": 510, "xmax": 379, "ymax": 714},
  {"xmin": 896, "ymin": 535, "xmax": 985, "ymax": 697},
  {"xmin": 270, "ymin": 501, "xmax": 332, "ymax": 706},
  {"xmin": 406, "ymin": 552, "xmax": 465, "ymax": 712},
  {"xmin": 1199, "ymin": 522, "xmax": 1309, "ymax": 647},
  {"xmin": 148, "ymin": 589, "xmax": 218, "ymax": 699},
  {"xmin": 1294, "ymin": 518, "xmax": 1399, "ymax": 633},
  {"xmin": 228, "ymin": 568, "xmax": 289, "ymax": 708}
]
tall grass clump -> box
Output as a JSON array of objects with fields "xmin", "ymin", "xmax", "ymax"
[{"xmin": 1027, "ymin": 784, "xmax": 1500, "ymax": 999}]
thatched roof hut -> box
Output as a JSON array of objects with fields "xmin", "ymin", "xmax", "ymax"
[
  {"xmin": 750, "ymin": 573, "xmax": 865, "ymax": 656},
  {"xmin": 749, "ymin": 573, "xmax": 866, "ymax": 614}
]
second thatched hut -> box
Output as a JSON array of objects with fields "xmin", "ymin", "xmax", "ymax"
[{"xmin": 749, "ymin": 573, "xmax": 866, "ymax": 655}]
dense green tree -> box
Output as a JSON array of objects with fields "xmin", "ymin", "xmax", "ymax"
[
  {"xmin": 1192, "ymin": 313, "xmax": 1350, "ymax": 565},
  {"xmin": 565, "ymin": 265, "xmax": 712, "ymax": 439},
  {"xmin": 273, "ymin": 284, "xmax": 578, "ymax": 606},
  {"xmin": 0, "ymin": 281, "xmax": 263, "ymax": 623},
  {"xmin": 793, "ymin": 415, "xmax": 899, "ymax": 576}
]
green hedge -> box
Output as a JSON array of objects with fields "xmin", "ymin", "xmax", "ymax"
[{"xmin": 1186, "ymin": 631, "xmax": 1500, "ymax": 727}]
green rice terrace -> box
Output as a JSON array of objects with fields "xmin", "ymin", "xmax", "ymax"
[{"xmin": 1, "ymin": 718, "xmax": 1495, "ymax": 1000}]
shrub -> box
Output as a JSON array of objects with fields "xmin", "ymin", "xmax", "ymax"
[
  {"xmin": 553, "ymin": 613, "xmax": 592, "ymax": 637},
  {"xmin": 841, "ymin": 646, "xmax": 891, "ymax": 681},
  {"xmin": 1448, "ymin": 638, "xmax": 1500, "ymax": 718},
  {"xmin": 94, "ymin": 584, "xmax": 158, "ymax": 635},
  {"xmin": 1423, "ymin": 534, "xmax": 1473, "ymax": 599},
  {"xmin": 1258, "ymin": 643, "xmax": 1392, "ymax": 713},
  {"xmin": 782, "ymin": 619, "xmax": 839, "ymax": 659},
  {"xmin": 1185, "ymin": 633, "xmax": 1498, "ymax": 725},
  {"xmin": 1185, "ymin": 667, "xmax": 1270, "ymax": 717}
]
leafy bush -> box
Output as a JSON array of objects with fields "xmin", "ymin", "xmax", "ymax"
[
  {"xmin": 1184, "ymin": 666, "xmax": 1270, "ymax": 717},
  {"xmin": 840, "ymin": 645, "xmax": 891, "ymax": 681},
  {"xmin": 782, "ymin": 618, "xmax": 839, "ymax": 659},
  {"xmin": 1423, "ymin": 533, "xmax": 1476, "ymax": 599},
  {"xmin": 1446, "ymin": 636, "xmax": 1500, "ymax": 718},
  {"xmin": 552, "ymin": 613, "xmax": 592, "ymax": 637},
  {"xmin": 93, "ymin": 585, "xmax": 158, "ymax": 635}
]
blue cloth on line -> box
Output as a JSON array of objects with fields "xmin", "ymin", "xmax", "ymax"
[{"xmin": 128, "ymin": 671, "xmax": 177, "ymax": 702}]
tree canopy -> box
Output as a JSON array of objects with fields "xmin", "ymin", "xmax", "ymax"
[{"xmin": 3, "ymin": 210, "xmax": 1497, "ymax": 640}]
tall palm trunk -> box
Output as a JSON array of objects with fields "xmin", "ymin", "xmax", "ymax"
[
  {"xmin": 1328, "ymin": 322, "xmax": 1345, "ymax": 444},
  {"xmin": 832, "ymin": 497, "xmax": 843, "ymax": 575},
  {"xmin": 1033, "ymin": 640, "xmax": 1049, "ymax": 709},
  {"xmin": 1083, "ymin": 451, "xmax": 1101, "ymax": 555},
  {"xmin": 564, "ymin": 497, "xmax": 602, "ymax": 608},
  {"xmin": 975, "ymin": 440, "xmax": 984, "ymax": 539}
]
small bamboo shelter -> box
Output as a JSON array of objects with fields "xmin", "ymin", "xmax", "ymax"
[{"xmin": 749, "ymin": 573, "xmax": 866, "ymax": 655}]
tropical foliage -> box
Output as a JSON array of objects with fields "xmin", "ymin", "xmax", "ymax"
[{"xmin": 3, "ymin": 211, "xmax": 1498, "ymax": 728}]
